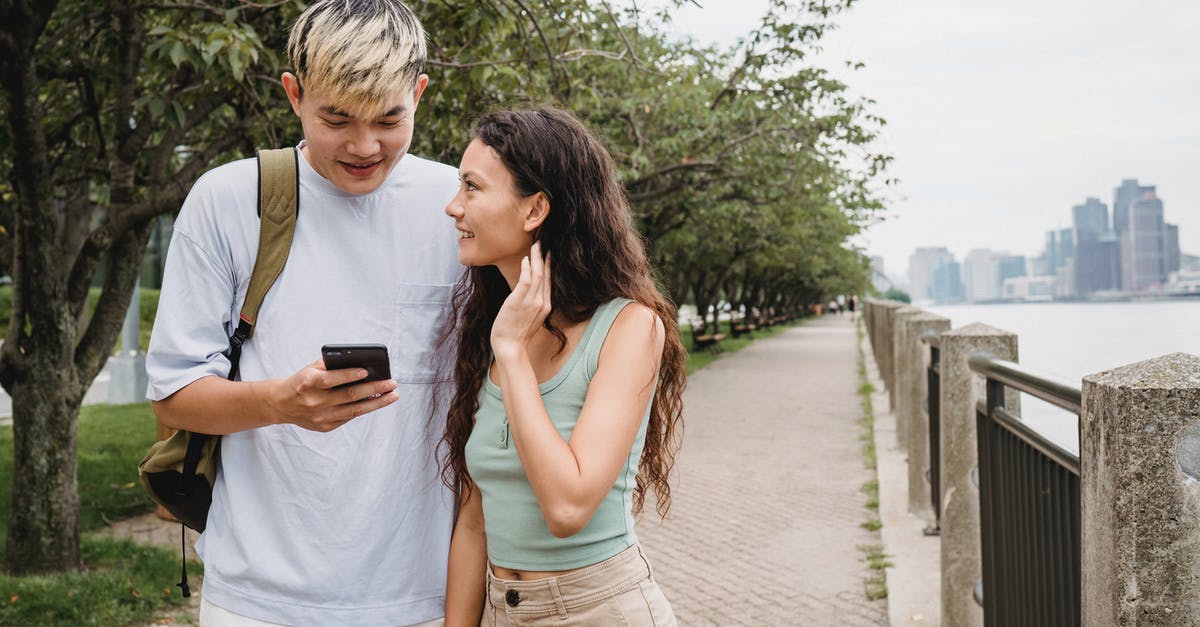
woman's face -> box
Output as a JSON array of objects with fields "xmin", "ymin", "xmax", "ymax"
[{"xmin": 445, "ymin": 138, "xmax": 536, "ymax": 269}]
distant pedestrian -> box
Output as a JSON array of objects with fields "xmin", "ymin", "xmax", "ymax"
[
  {"xmin": 829, "ymin": 299, "xmax": 840, "ymax": 316},
  {"xmin": 848, "ymin": 294, "xmax": 858, "ymax": 321}
]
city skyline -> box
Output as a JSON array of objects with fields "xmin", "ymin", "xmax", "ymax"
[{"xmin": 643, "ymin": 0, "xmax": 1200, "ymax": 279}]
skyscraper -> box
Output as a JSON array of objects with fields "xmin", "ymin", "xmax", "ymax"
[
  {"xmin": 1122, "ymin": 188, "xmax": 1166, "ymax": 291},
  {"xmin": 1112, "ymin": 178, "xmax": 1143, "ymax": 237},
  {"xmin": 1073, "ymin": 197, "xmax": 1108, "ymax": 236},
  {"xmin": 908, "ymin": 247, "xmax": 958, "ymax": 304},
  {"xmin": 1165, "ymin": 223, "xmax": 1181, "ymax": 275},
  {"xmin": 1072, "ymin": 197, "xmax": 1118, "ymax": 296}
]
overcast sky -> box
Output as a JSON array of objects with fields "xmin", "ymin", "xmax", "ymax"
[{"xmin": 645, "ymin": 0, "xmax": 1200, "ymax": 280}]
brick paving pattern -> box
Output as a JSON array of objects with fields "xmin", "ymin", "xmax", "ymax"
[{"xmin": 636, "ymin": 316, "xmax": 888, "ymax": 625}]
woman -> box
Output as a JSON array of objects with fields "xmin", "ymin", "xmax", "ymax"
[{"xmin": 440, "ymin": 107, "xmax": 685, "ymax": 626}]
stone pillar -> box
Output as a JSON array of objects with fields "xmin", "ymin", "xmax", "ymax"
[
  {"xmin": 864, "ymin": 299, "xmax": 881, "ymax": 371},
  {"xmin": 1081, "ymin": 352, "xmax": 1200, "ymax": 626},
  {"xmin": 879, "ymin": 301, "xmax": 904, "ymax": 411},
  {"xmin": 903, "ymin": 313, "xmax": 951, "ymax": 520},
  {"xmin": 939, "ymin": 323, "xmax": 1018, "ymax": 627},
  {"xmin": 892, "ymin": 306, "xmax": 923, "ymax": 448}
]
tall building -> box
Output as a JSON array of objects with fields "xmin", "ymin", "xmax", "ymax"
[
  {"xmin": 931, "ymin": 259, "xmax": 965, "ymax": 304},
  {"xmin": 908, "ymin": 247, "xmax": 955, "ymax": 303},
  {"xmin": 999, "ymin": 255, "xmax": 1027, "ymax": 282},
  {"xmin": 1121, "ymin": 188, "xmax": 1166, "ymax": 291},
  {"xmin": 1112, "ymin": 178, "xmax": 1144, "ymax": 237},
  {"xmin": 963, "ymin": 249, "xmax": 1001, "ymax": 303},
  {"xmin": 1073, "ymin": 197, "xmax": 1108, "ymax": 236},
  {"xmin": 1072, "ymin": 197, "xmax": 1119, "ymax": 296},
  {"xmin": 962, "ymin": 249, "xmax": 1024, "ymax": 302},
  {"xmin": 1165, "ymin": 223, "xmax": 1181, "ymax": 275}
]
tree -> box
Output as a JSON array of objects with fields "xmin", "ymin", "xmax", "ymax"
[{"xmin": 0, "ymin": 0, "xmax": 303, "ymax": 574}]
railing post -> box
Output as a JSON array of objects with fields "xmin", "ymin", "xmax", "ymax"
[
  {"xmin": 879, "ymin": 301, "xmax": 904, "ymax": 412},
  {"xmin": 939, "ymin": 323, "xmax": 1018, "ymax": 627},
  {"xmin": 892, "ymin": 306, "xmax": 923, "ymax": 449},
  {"xmin": 903, "ymin": 314, "xmax": 950, "ymax": 520},
  {"xmin": 1081, "ymin": 352, "xmax": 1200, "ymax": 625}
]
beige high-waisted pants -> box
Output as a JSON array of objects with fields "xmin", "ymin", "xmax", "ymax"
[{"xmin": 482, "ymin": 543, "xmax": 676, "ymax": 626}]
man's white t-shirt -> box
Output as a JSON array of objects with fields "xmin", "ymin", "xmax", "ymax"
[{"xmin": 146, "ymin": 147, "xmax": 461, "ymax": 626}]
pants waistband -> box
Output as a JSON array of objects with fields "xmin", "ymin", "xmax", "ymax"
[{"xmin": 486, "ymin": 543, "xmax": 652, "ymax": 617}]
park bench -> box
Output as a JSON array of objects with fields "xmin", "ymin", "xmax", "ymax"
[
  {"xmin": 730, "ymin": 311, "xmax": 756, "ymax": 338},
  {"xmin": 688, "ymin": 317, "xmax": 725, "ymax": 351}
]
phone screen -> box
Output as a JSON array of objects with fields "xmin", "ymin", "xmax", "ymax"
[{"xmin": 321, "ymin": 344, "xmax": 392, "ymax": 389}]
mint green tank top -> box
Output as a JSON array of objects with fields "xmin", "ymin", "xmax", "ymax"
[{"xmin": 465, "ymin": 297, "xmax": 651, "ymax": 570}]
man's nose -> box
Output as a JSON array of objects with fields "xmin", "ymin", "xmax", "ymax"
[{"xmin": 346, "ymin": 128, "xmax": 381, "ymax": 158}]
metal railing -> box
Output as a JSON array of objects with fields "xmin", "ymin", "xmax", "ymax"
[
  {"xmin": 969, "ymin": 352, "xmax": 1081, "ymax": 627},
  {"xmin": 922, "ymin": 332, "xmax": 942, "ymax": 536}
]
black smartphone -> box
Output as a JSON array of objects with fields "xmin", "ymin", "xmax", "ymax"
[{"xmin": 321, "ymin": 344, "xmax": 392, "ymax": 390}]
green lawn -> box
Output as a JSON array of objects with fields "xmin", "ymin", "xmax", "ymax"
[{"xmin": 0, "ymin": 403, "xmax": 199, "ymax": 626}]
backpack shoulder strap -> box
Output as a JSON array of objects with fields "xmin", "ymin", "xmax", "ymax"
[
  {"xmin": 241, "ymin": 147, "xmax": 299, "ymax": 337},
  {"xmin": 224, "ymin": 148, "xmax": 299, "ymax": 376}
]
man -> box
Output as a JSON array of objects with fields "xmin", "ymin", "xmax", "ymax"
[{"xmin": 147, "ymin": 1, "xmax": 459, "ymax": 624}]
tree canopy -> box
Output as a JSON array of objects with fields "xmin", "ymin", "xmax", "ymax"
[{"xmin": 0, "ymin": 0, "xmax": 888, "ymax": 573}]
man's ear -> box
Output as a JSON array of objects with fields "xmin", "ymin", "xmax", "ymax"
[
  {"xmin": 281, "ymin": 72, "xmax": 303, "ymax": 116},
  {"xmin": 523, "ymin": 193, "xmax": 550, "ymax": 233},
  {"xmin": 411, "ymin": 74, "xmax": 430, "ymax": 110}
]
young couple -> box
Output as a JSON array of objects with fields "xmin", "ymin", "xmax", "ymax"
[{"xmin": 146, "ymin": 1, "xmax": 685, "ymax": 625}]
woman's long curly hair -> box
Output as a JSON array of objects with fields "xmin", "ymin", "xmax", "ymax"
[{"xmin": 437, "ymin": 106, "xmax": 686, "ymax": 518}]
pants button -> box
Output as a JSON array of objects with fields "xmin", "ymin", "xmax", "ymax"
[{"xmin": 505, "ymin": 589, "xmax": 521, "ymax": 607}]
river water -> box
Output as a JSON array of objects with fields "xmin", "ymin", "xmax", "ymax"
[{"xmin": 923, "ymin": 300, "xmax": 1200, "ymax": 454}]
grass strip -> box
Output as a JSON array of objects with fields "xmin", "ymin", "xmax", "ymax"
[{"xmin": 855, "ymin": 317, "xmax": 890, "ymax": 601}]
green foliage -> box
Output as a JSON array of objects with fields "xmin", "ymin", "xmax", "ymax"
[{"xmin": 883, "ymin": 288, "xmax": 911, "ymax": 303}]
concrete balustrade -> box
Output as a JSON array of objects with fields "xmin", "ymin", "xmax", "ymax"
[
  {"xmin": 878, "ymin": 301, "xmax": 904, "ymax": 412},
  {"xmin": 938, "ymin": 323, "xmax": 1018, "ymax": 627},
  {"xmin": 1081, "ymin": 352, "xmax": 1200, "ymax": 626},
  {"xmin": 862, "ymin": 303, "xmax": 1200, "ymax": 626},
  {"xmin": 901, "ymin": 313, "xmax": 950, "ymax": 519},
  {"xmin": 891, "ymin": 306, "xmax": 923, "ymax": 449}
]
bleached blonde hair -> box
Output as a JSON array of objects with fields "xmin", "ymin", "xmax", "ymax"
[{"xmin": 287, "ymin": 0, "xmax": 427, "ymax": 117}]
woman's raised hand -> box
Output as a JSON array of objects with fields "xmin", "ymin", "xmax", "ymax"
[{"xmin": 491, "ymin": 241, "xmax": 552, "ymax": 358}]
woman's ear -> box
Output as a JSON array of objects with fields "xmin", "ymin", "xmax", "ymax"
[{"xmin": 523, "ymin": 193, "xmax": 550, "ymax": 233}]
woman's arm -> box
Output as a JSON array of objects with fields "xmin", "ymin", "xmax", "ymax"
[
  {"xmin": 493, "ymin": 300, "xmax": 664, "ymax": 538},
  {"xmin": 445, "ymin": 482, "xmax": 488, "ymax": 626}
]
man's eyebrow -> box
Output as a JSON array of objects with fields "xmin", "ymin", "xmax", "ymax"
[
  {"xmin": 318, "ymin": 105, "xmax": 351, "ymax": 117},
  {"xmin": 379, "ymin": 105, "xmax": 406, "ymax": 118}
]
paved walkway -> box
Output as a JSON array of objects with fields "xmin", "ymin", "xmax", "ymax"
[
  {"xmin": 636, "ymin": 316, "xmax": 887, "ymax": 625},
  {"xmin": 114, "ymin": 315, "xmax": 888, "ymax": 625}
]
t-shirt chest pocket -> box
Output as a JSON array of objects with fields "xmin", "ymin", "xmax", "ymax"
[{"xmin": 390, "ymin": 283, "xmax": 454, "ymax": 383}]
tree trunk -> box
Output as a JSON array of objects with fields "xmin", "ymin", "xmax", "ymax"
[{"xmin": 4, "ymin": 354, "xmax": 84, "ymax": 574}]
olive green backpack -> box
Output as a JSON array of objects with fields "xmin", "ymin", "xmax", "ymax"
[{"xmin": 137, "ymin": 148, "xmax": 299, "ymax": 596}]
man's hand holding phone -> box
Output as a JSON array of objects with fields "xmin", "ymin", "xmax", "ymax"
[{"xmin": 263, "ymin": 344, "xmax": 397, "ymax": 433}]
